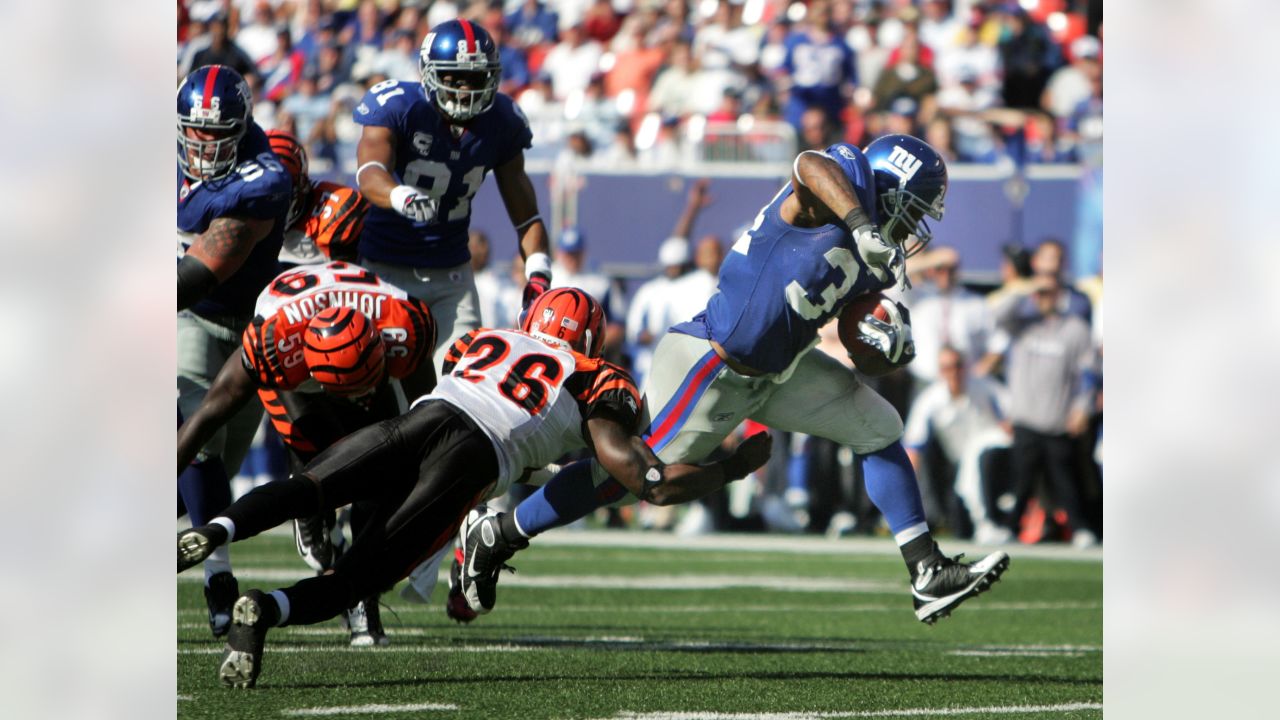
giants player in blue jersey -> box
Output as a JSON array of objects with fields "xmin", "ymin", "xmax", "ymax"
[
  {"xmin": 177, "ymin": 64, "xmax": 293, "ymax": 637},
  {"xmin": 456, "ymin": 135, "xmax": 1011, "ymax": 626},
  {"xmin": 349, "ymin": 18, "xmax": 553, "ymax": 605}
]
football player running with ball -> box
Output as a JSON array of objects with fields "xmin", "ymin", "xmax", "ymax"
[
  {"xmin": 178, "ymin": 261, "xmax": 437, "ymax": 646},
  {"xmin": 176, "ymin": 64, "xmax": 293, "ymax": 638},
  {"xmin": 457, "ymin": 135, "xmax": 1011, "ymax": 626},
  {"xmin": 177, "ymin": 288, "xmax": 772, "ymax": 688},
  {"xmin": 350, "ymin": 18, "xmax": 554, "ymax": 604}
]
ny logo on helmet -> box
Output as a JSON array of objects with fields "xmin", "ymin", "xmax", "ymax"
[{"xmin": 885, "ymin": 146, "xmax": 922, "ymax": 182}]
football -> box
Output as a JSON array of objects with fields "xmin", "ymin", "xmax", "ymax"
[{"xmin": 837, "ymin": 292, "xmax": 899, "ymax": 377}]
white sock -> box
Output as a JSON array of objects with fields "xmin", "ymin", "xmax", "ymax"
[
  {"xmin": 510, "ymin": 511, "xmax": 532, "ymax": 539},
  {"xmin": 270, "ymin": 590, "xmax": 291, "ymax": 626},
  {"xmin": 893, "ymin": 521, "xmax": 930, "ymax": 546},
  {"xmin": 210, "ymin": 516, "xmax": 236, "ymax": 543},
  {"xmin": 203, "ymin": 546, "xmax": 231, "ymax": 584}
]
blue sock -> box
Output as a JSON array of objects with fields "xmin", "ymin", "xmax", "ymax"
[
  {"xmin": 178, "ymin": 457, "xmax": 232, "ymax": 526},
  {"xmin": 514, "ymin": 459, "xmax": 624, "ymax": 537},
  {"xmin": 860, "ymin": 441, "xmax": 928, "ymax": 538}
]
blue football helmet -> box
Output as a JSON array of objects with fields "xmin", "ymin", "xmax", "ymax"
[
  {"xmin": 177, "ymin": 65, "xmax": 253, "ymax": 181},
  {"xmin": 419, "ymin": 19, "xmax": 501, "ymax": 122},
  {"xmin": 864, "ymin": 134, "xmax": 948, "ymax": 257}
]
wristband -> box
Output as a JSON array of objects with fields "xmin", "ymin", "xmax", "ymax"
[
  {"xmin": 355, "ymin": 160, "xmax": 388, "ymax": 185},
  {"xmin": 524, "ymin": 252, "xmax": 552, "ymax": 280},
  {"xmin": 637, "ymin": 465, "xmax": 663, "ymax": 503},
  {"xmin": 842, "ymin": 207, "xmax": 871, "ymax": 234}
]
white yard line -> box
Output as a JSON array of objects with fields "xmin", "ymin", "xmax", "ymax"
[
  {"xmin": 598, "ymin": 704, "xmax": 1103, "ymax": 719},
  {"xmin": 281, "ymin": 703, "xmax": 457, "ymax": 716}
]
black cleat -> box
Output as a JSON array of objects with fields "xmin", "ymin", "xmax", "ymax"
[
  {"xmin": 204, "ymin": 571, "xmax": 239, "ymax": 638},
  {"xmin": 444, "ymin": 548, "xmax": 478, "ymax": 624},
  {"xmin": 218, "ymin": 590, "xmax": 275, "ymax": 688},
  {"xmin": 293, "ymin": 512, "xmax": 336, "ymax": 573},
  {"xmin": 458, "ymin": 506, "xmax": 528, "ymax": 615},
  {"xmin": 911, "ymin": 551, "xmax": 1010, "ymax": 625},
  {"xmin": 178, "ymin": 525, "xmax": 226, "ymax": 573}
]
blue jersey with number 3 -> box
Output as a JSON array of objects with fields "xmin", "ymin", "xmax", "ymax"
[
  {"xmin": 177, "ymin": 121, "xmax": 291, "ymax": 319},
  {"xmin": 674, "ymin": 143, "xmax": 891, "ymax": 373},
  {"xmin": 353, "ymin": 80, "xmax": 533, "ymax": 268}
]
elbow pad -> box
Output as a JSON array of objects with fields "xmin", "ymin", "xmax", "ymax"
[{"xmin": 177, "ymin": 254, "xmax": 219, "ymax": 310}]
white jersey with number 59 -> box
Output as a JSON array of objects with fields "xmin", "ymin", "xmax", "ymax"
[{"xmin": 418, "ymin": 328, "xmax": 642, "ymax": 497}]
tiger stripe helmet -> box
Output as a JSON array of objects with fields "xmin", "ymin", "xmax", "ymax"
[
  {"xmin": 521, "ymin": 287, "xmax": 607, "ymax": 358},
  {"xmin": 303, "ymin": 306, "xmax": 386, "ymax": 396},
  {"xmin": 266, "ymin": 129, "xmax": 312, "ymax": 227}
]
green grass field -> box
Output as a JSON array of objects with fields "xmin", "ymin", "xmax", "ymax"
[{"xmin": 177, "ymin": 530, "xmax": 1101, "ymax": 719}]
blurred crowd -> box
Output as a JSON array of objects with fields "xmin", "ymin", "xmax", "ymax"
[
  {"xmin": 186, "ymin": 0, "xmax": 1103, "ymax": 548},
  {"xmin": 179, "ymin": 0, "xmax": 1103, "ymax": 172}
]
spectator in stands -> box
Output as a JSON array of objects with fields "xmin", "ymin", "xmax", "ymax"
[
  {"xmin": 594, "ymin": 120, "xmax": 640, "ymax": 167},
  {"xmin": 780, "ymin": 1, "xmax": 858, "ymax": 135},
  {"xmin": 1042, "ymin": 35, "xmax": 1102, "ymax": 123},
  {"xmin": 573, "ymin": 73, "xmax": 623, "ymax": 149},
  {"xmin": 985, "ymin": 242, "xmax": 1035, "ymax": 310},
  {"xmin": 903, "ymin": 345, "xmax": 1013, "ymax": 541},
  {"xmin": 491, "ymin": 21, "xmax": 532, "ymax": 96},
  {"xmin": 550, "ymin": 228, "xmax": 627, "ymax": 361},
  {"xmin": 235, "ymin": 1, "xmax": 281, "ymax": 67},
  {"xmin": 507, "ymin": 0, "xmax": 559, "ymax": 49},
  {"xmin": 905, "ymin": 246, "xmax": 994, "ymax": 388},
  {"xmin": 339, "ymin": 0, "xmax": 386, "ymax": 86},
  {"xmin": 871, "ymin": 25, "xmax": 938, "ymax": 118},
  {"xmin": 189, "ymin": 13, "xmax": 259, "ymax": 82},
  {"xmin": 992, "ymin": 3, "xmax": 1061, "ymax": 110},
  {"xmin": 637, "ymin": 115, "xmax": 682, "ymax": 169},
  {"xmin": 372, "ymin": 29, "xmax": 420, "ymax": 83},
  {"xmin": 647, "ymin": 40, "xmax": 707, "ymax": 118},
  {"xmin": 798, "ymin": 107, "xmax": 837, "ymax": 152},
  {"xmin": 992, "ymin": 273, "xmax": 1099, "ymax": 547},
  {"xmin": 919, "ymin": 0, "xmax": 965, "ymax": 56},
  {"xmin": 582, "ymin": 0, "xmax": 622, "ymax": 44},
  {"xmin": 627, "ymin": 237, "xmax": 692, "ymax": 386},
  {"xmin": 261, "ymin": 26, "xmax": 305, "ymax": 104},
  {"xmin": 1030, "ymin": 238, "xmax": 1091, "ymax": 321},
  {"xmin": 541, "ymin": 21, "xmax": 604, "ymax": 100},
  {"xmin": 309, "ymin": 41, "xmax": 349, "ymax": 95},
  {"xmin": 1066, "ymin": 70, "xmax": 1103, "ymax": 280},
  {"xmin": 923, "ymin": 115, "xmax": 958, "ymax": 161},
  {"xmin": 280, "ymin": 73, "xmax": 334, "ymax": 146}
]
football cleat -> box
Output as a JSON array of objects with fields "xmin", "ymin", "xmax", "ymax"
[
  {"xmin": 911, "ymin": 550, "xmax": 1010, "ymax": 625},
  {"xmin": 177, "ymin": 525, "xmax": 226, "ymax": 573},
  {"xmin": 346, "ymin": 595, "xmax": 390, "ymax": 647},
  {"xmin": 204, "ymin": 571, "xmax": 239, "ymax": 638},
  {"xmin": 293, "ymin": 512, "xmax": 336, "ymax": 573},
  {"xmin": 444, "ymin": 548, "xmax": 478, "ymax": 624},
  {"xmin": 219, "ymin": 590, "xmax": 276, "ymax": 688},
  {"xmin": 458, "ymin": 506, "xmax": 528, "ymax": 615}
]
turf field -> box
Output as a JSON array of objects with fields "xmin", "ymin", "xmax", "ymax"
[{"xmin": 177, "ymin": 529, "xmax": 1102, "ymax": 719}]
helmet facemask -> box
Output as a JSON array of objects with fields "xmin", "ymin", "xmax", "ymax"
[
  {"xmin": 878, "ymin": 185, "xmax": 945, "ymax": 258},
  {"xmin": 421, "ymin": 60, "xmax": 500, "ymax": 122},
  {"xmin": 178, "ymin": 121, "xmax": 245, "ymax": 181}
]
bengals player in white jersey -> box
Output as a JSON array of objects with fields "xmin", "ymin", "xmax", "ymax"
[
  {"xmin": 177, "ymin": 287, "xmax": 772, "ymax": 689},
  {"xmin": 178, "ymin": 260, "xmax": 435, "ymax": 646},
  {"xmin": 266, "ymin": 130, "xmax": 368, "ymax": 266}
]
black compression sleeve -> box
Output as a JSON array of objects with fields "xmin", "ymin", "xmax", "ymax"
[
  {"xmin": 842, "ymin": 207, "xmax": 871, "ymax": 234},
  {"xmin": 177, "ymin": 254, "xmax": 219, "ymax": 311}
]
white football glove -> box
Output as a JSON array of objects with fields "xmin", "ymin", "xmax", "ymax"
[
  {"xmin": 857, "ymin": 299, "xmax": 916, "ymax": 365},
  {"xmin": 389, "ymin": 184, "xmax": 439, "ymax": 223},
  {"xmin": 852, "ymin": 224, "xmax": 908, "ymax": 289}
]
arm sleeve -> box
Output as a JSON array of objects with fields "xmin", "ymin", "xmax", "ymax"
[
  {"xmin": 579, "ymin": 362, "xmax": 643, "ymax": 432},
  {"xmin": 440, "ymin": 329, "xmax": 483, "ymax": 375}
]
